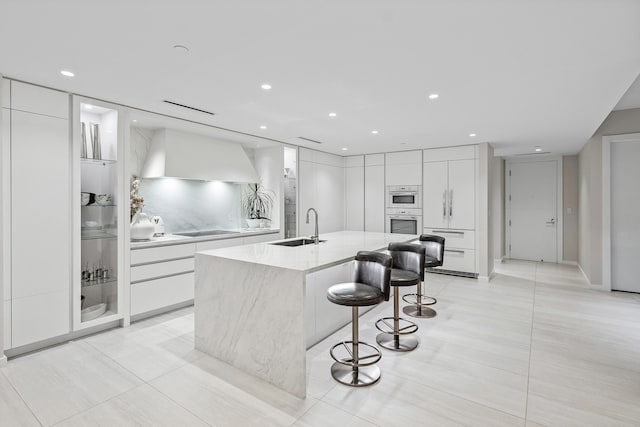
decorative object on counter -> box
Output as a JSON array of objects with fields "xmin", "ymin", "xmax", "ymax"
[
  {"xmin": 130, "ymin": 211, "xmax": 155, "ymax": 241},
  {"xmin": 130, "ymin": 175, "xmax": 144, "ymax": 220},
  {"xmin": 242, "ymin": 183, "xmax": 274, "ymax": 229},
  {"xmin": 81, "ymin": 295, "xmax": 85, "ymax": 309},
  {"xmin": 80, "ymin": 122, "xmax": 88, "ymax": 158},
  {"xmin": 152, "ymin": 215, "xmax": 165, "ymax": 236},
  {"xmin": 95, "ymin": 193, "xmax": 113, "ymax": 205},
  {"xmin": 81, "ymin": 302, "xmax": 107, "ymax": 322},
  {"xmin": 80, "ymin": 192, "xmax": 96, "ymax": 206},
  {"xmin": 90, "ymin": 122, "xmax": 102, "ymax": 159}
]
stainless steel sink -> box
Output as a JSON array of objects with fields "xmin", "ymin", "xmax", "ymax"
[
  {"xmin": 270, "ymin": 238, "xmax": 326, "ymax": 247},
  {"xmin": 174, "ymin": 230, "xmax": 239, "ymax": 237}
]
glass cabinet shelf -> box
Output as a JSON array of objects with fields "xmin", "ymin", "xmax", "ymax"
[
  {"xmin": 81, "ymin": 277, "xmax": 117, "ymax": 288},
  {"xmin": 81, "ymin": 204, "xmax": 117, "ymax": 207},
  {"xmin": 81, "ymin": 158, "xmax": 117, "ymax": 165},
  {"xmin": 81, "ymin": 232, "xmax": 117, "ymax": 240}
]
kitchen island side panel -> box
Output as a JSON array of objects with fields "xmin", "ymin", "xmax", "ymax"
[{"xmin": 194, "ymin": 254, "xmax": 306, "ymax": 397}]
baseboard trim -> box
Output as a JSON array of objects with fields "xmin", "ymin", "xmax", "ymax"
[
  {"xmin": 478, "ymin": 270, "xmax": 497, "ymax": 282},
  {"xmin": 561, "ymin": 260, "xmax": 578, "ymax": 266}
]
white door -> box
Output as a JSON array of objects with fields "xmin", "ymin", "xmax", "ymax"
[
  {"xmin": 448, "ymin": 159, "xmax": 475, "ymax": 230},
  {"xmin": 423, "ymin": 161, "xmax": 448, "ymax": 229},
  {"xmin": 507, "ymin": 160, "xmax": 558, "ymax": 262},
  {"xmin": 611, "ymin": 140, "xmax": 640, "ymax": 292}
]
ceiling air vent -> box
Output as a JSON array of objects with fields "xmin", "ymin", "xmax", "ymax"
[
  {"xmin": 298, "ymin": 136, "xmax": 323, "ymax": 144},
  {"xmin": 515, "ymin": 151, "xmax": 551, "ymax": 156},
  {"xmin": 163, "ymin": 100, "xmax": 216, "ymax": 116}
]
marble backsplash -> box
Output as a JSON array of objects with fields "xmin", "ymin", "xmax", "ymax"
[{"xmin": 138, "ymin": 178, "xmax": 243, "ymax": 233}]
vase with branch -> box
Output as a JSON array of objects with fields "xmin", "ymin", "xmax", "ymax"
[{"xmin": 242, "ymin": 183, "xmax": 274, "ymax": 228}]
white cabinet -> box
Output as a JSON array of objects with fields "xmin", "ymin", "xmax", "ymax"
[
  {"xmin": 11, "ymin": 81, "xmax": 69, "ymax": 119},
  {"xmin": 3, "ymin": 300, "xmax": 10, "ymax": 349},
  {"xmin": 9, "ymin": 85, "xmax": 71, "ymax": 348},
  {"xmin": 423, "ymin": 159, "xmax": 475, "ymax": 230},
  {"xmin": 345, "ymin": 156, "xmax": 364, "ymax": 231},
  {"xmin": 131, "ymin": 273, "xmax": 194, "ymax": 317},
  {"xmin": 298, "ymin": 148, "xmax": 344, "ymax": 236},
  {"xmin": 1, "ymin": 78, "xmax": 9, "ymax": 108},
  {"xmin": 385, "ymin": 150, "xmax": 422, "ymax": 185},
  {"xmin": 365, "ymin": 154, "xmax": 385, "ymax": 232},
  {"xmin": 423, "ymin": 146, "xmax": 477, "ymax": 275}
]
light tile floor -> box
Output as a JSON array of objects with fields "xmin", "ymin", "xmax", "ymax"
[{"xmin": 2, "ymin": 260, "xmax": 640, "ymax": 426}]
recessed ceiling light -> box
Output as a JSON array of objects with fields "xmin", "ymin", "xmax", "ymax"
[
  {"xmin": 371, "ymin": 130, "xmax": 379, "ymax": 134},
  {"xmin": 342, "ymin": 147, "xmax": 348, "ymax": 151},
  {"xmin": 60, "ymin": 70, "xmax": 74, "ymax": 77},
  {"xmin": 428, "ymin": 93, "xmax": 439, "ymax": 100},
  {"xmin": 260, "ymin": 125, "xmax": 267, "ymax": 130},
  {"xmin": 132, "ymin": 119, "xmax": 137, "ymax": 123},
  {"xmin": 329, "ymin": 112, "xmax": 337, "ymax": 117},
  {"xmin": 173, "ymin": 44, "xmax": 190, "ymax": 52},
  {"xmin": 535, "ymin": 147, "xmax": 542, "ymax": 152},
  {"xmin": 261, "ymin": 84, "xmax": 272, "ymax": 90},
  {"xmin": 469, "ymin": 133, "xmax": 476, "ymax": 137}
]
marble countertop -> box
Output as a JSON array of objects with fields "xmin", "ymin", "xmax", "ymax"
[
  {"xmin": 130, "ymin": 228, "xmax": 280, "ymax": 249},
  {"xmin": 197, "ymin": 230, "xmax": 418, "ymax": 273}
]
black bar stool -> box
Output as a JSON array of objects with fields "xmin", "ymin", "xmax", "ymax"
[
  {"xmin": 375, "ymin": 242, "xmax": 425, "ymax": 352},
  {"xmin": 403, "ymin": 235, "xmax": 445, "ymax": 318},
  {"xmin": 327, "ymin": 251, "xmax": 392, "ymax": 387}
]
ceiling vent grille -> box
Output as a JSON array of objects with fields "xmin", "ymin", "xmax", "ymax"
[
  {"xmin": 163, "ymin": 100, "xmax": 216, "ymax": 116},
  {"xmin": 298, "ymin": 136, "xmax": 323, "ymax": 144},
  {"xmin": 515, "ymin": 151, "xmax": 552, "ymax": 156}
]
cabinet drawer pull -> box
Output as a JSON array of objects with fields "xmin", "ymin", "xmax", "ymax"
[
  {"xmin": 444, "ymin": 249, "xmax": 465, "ymax": 254},
  {"xmin": 432, "ymin": 230, "xmax": 465, "ymax": 235}
]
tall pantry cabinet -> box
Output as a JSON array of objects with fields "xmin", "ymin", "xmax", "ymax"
[
  {"xmin": 4, "ymin": 81, "xmax": 71, "ymax": 348},
  {"xmin": 423, "ymin": 146, "xmax": 478, "ymax": 276}
]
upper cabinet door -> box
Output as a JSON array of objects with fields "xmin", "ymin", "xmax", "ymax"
[
  {"xmin": 423, "ymin": 161, "xmax": 448, "ymax": 229},
  {"xmin": 448, "ymin": 159, "xmax": 475, "ymax": 230},
  {"xmin": 364, "ymin": 163, "xmax": 385, "ymax": 232},
  {"xmin": 345, "ymin": 157, "xmax": 364, "ymax": 231},
  {"xmin": 11, "ymin": 81, "xmax": 69, "ymax": 119},
  {"xmin": 385, "ymin": 150, "xmax": 422, "ymax": 185}
]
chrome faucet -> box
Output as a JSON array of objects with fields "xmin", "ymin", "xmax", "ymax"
[{"xmin": 305, "ymin": 208, "xmax": 319, "ymax": 244}]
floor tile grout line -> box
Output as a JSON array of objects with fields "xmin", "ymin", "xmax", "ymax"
[
  {"xmin": 0, "ymin": 368, "xmax": 45, "ymax": 427},
  {"xmin": 523, "ymin": 262, "xmax": 539, "ymax": 422},
  {"xmin": 146, "ymin": 379, "xmax": 216, "ymax": 427}
]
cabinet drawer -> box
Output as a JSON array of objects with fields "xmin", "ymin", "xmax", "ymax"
[
  {"xmin": 131, "ymin": 272, "xmax": 194, "ymax": 316},
  {"xmin": 131, "ymin": 243, "xmax": 196, "ymax": 265},
  {"xmin": 131, "ymin": 258, "xmax": 194, "ymax": 283},
  {"xmin": 438, "ymin": 248, "xmax": 476, "ymax": 273},
  {"xmin": 243, "ymin": 233, "xmax": 278, "ymax": 245},
  {"xmin": 424, "ymin": 228, "xmax": 475, "ymax": 249},
  {"xmin": 11, "ymin": 81, "xmax": 69, "ymax": 119},
  {"xmin": 196, "ymin": 237, "xmax": 244, "ymax": 252}
]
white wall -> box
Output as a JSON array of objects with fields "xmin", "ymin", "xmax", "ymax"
[
  {"xmin": 491, "ymin": 156, "xmax": 505, "ymax": 260},
  {"xmin": 578, "ymin": 107, "xmax": 640, "ymax": 286},
  {"xmin": 563, "ymin": 156, "xmax": 579, "ymax": 262}
]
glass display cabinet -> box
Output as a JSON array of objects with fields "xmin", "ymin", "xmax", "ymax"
[{"xmin": 72, "ymin": 97, "xmax": 126, "ymax": 330}]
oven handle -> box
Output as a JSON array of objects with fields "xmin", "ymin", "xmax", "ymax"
[
  {"xmin": 444, "ymin": 249, "xmax": 465, "ymax": 254},
  {"xmin": 389, "ymin": 216, "xmax": 418, "ymax": 220}
]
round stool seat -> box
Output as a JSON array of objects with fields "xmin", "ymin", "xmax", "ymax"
[
  {"xmin": 327, "ymin": 282, "xmax": 385, "ymax": 306},
  {"xmin": 390, "ymin": 268, "xmax": 420, "ymax": 287}
]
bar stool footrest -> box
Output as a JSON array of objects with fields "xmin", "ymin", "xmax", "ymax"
[
  {"xmin": 374, "ymin": 316, "xmax": 418, "ymax": 335},
  {"xmin": 402, "ymin": 293, "xmax": 437, "ymax": 306},
  {"xmin": 329, "ymin": 340, "xmax": 382, "ymax": 367}
]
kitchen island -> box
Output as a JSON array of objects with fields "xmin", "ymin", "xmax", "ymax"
[{"xmin": 194, "ymin": 230, "xmax": 417, "ymax": 398}]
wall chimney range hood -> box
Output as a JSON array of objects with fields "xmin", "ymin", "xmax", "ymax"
[{"xmin": 141, "ymin": 128, "xmax": 260, "ymax": 183}]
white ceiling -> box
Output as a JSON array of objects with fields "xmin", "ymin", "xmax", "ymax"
[
  {"xmin": 614, "ymin": 73, "xmax": 640, "ymax": 111},
  {"xmin": 1, "ymin": 0, "xmax": 639, "ymax": 157}
]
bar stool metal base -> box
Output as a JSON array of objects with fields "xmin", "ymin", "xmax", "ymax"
[
  {"xmin": 403, "ymin": 304, "xmax": 437, "ymax": 318},
  {"xmin": 330, "ymin": 363, "xmax": 381, "ymax": 386},
  {"xmin": 376, "ymin": 333, "xmax": 419, "ymax": 352}
]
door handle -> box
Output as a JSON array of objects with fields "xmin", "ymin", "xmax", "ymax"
[
  {"xmin": 442, "ymin": 190, "xmax": 447, "ymax": 217},
  {"xmin": 546, "ymin": 219, "xmax": 556, "ymax": 225},
  {"xmin": 449, "ymin": 189, "xmax": 453, "ymax": 217}
]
